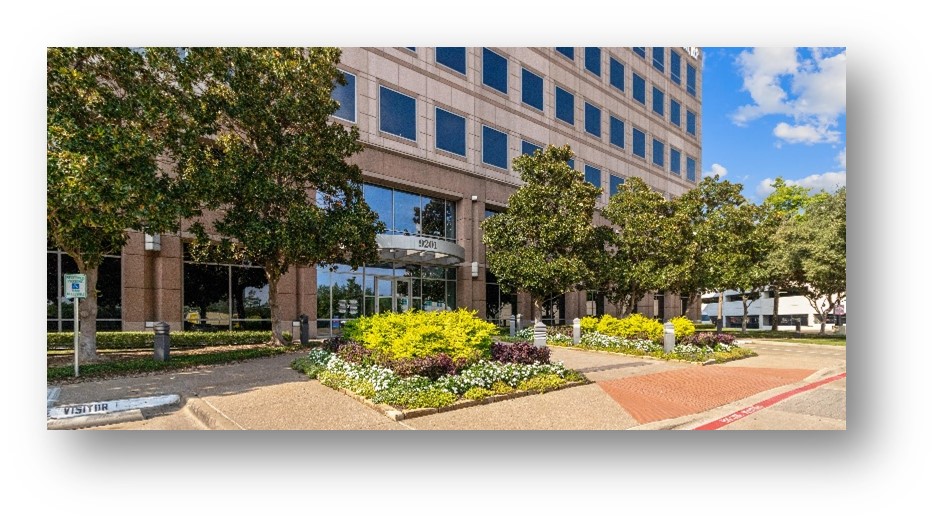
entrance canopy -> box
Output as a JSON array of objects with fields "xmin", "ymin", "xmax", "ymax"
[{"xmin": 375, "ymin": 234, "xmax": 464, "ymax": 266}]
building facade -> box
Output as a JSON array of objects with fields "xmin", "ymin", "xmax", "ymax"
[
  {"xmin": 700, "ymin": 289, "xmax": 847, "ymax": 332},
  {"xmin": 47, "ymin": 47, "xmax": 704, "ymax": 336}
]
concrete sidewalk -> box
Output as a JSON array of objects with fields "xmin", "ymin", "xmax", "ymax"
[{"xmin": 48, "ymin": 343, "xmax": 845, "ymax": 430}]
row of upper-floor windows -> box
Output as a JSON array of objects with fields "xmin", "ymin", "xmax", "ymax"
[{"xmin": 556, "ymin": 47, "xmax": 698, "ymax": 98}]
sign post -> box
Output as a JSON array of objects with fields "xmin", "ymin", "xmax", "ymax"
[{"xmin": 64, "ymin": 274, "xmax": 87, "ymax": 377}]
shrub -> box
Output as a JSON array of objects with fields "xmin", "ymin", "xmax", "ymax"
[
  {"xmin": 388, "ymin": 353, "xmax": 461, "ymax": 380},
  {"xmin": 518, "ymin": 373, "xmax": 567, "ymax": 393},
  {"xmin": 593, "ymin": 314, "xmax": 663, "ymax": 341},
  {"xmin": 336, "ymin": 341, "xmax": 373, "ymax": 365},
  {"xmin": 579, "ymin": 316, "xmax": 599, "ymax": 333},
  {"xmin": 321, "ymin": 337, "xmax": 345, "ymax": 353},
  {"xmin": 668, "ymin": 316, "xmax": 696, "ymax": 340},
  {"xmin": 681, "ymin": 332, "xmax": 737, "ymax": 347},
  {"xmin": 491, "ymin": 381, "xmax": 514, "ymax": 394},
  {"xmin": 345, "ymin": 309, "xmax": 497, "ymax": 363},
  {"xmin": 463, "ymin": 387, "xmax": 495, "ymax": 401},
  {"xmin": 47, "ymin": 330, "xmax": 278, "ymax": 350},
  {"xmin": 490, "ymin": 341, "xmax": 551, "ymax": 365}
]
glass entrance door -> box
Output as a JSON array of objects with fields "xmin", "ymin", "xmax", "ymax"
[{"xmin": 376, "ymin": 277, "xmax": 414, "ymax": 314}]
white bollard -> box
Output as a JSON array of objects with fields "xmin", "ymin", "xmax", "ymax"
[
  {"xmin": 663, "ymin": 321, "xmax": 675, "ymax": 354},
  {"xmin": 534, "ymin": 321, "xmax": 547, "ymax": 348},
  {"xmin": 509, "ymin": 316, "xmax": 517, "ymax": 337},
  {"xmin": 572, "ymin": 318, "xmax": 581, "ymax": 345}
]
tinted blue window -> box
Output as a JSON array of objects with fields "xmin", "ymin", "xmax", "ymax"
[
  {"xmin": 670, "ymin": 148, "xmax": 681, "ymax": 175},
  {"xmin": 483, "ymin": 48, "xmax": 508, "ymax": 93},
  {"xmin": 436, "ymin": 47, "xmax": 466, "ymax": 74},
  {"xmin": 585, "ymin": 102, "xmax": 601, "ymax": 137},
  {"xmin": 405, "ymin": 47, "xmax": 417, "ymax": 52},
  {"xmin": 521, "ymin": 67, "xmax": 544, "ymax": 110},
  {"xmin": 670, "ymin": 99, "xmax": 681, "ymax": 126},
  {"xmin": 379, "ymin": 86, "xmax": 416, "ymax": 141},
  {"xmin": 363, "ymin": 184, "xmax": 393, "ymax": 234},
  {"xmin": 482, "ymin": 126, "xmax": 508, "ymax": 169},
  {"xmin": 585, "ymin": 47, "xmax": 601, "ymax": 76},
  {"xmin": 632, "ymin": 128, "xmax": 646, "ymax": 158},
  {"xmin": 435, "ymin": 108, "xmax": 466, "ymax": 156},
  {"xmin": 610, "ymin": 174, "xmax": 624, "ymax": 197},
  {"xmin": 670, "ymin": 50, "xmax": 681, "ymax": 84},
  {"xmin": 567, "ymin": 159, "xmax": 575, "ymax": 169},
  {"xmin": 653, "ymin": 47, "xmax": 665, "ymax": 72},
  {"xmin": 686, "ymin": 109, "xmax": 696, "ymax": 136},
  {"xmin": 653, "ymin": 87, "xmax": 664, "ymax": 116},
  {"xmin": 555, "ymin": 86, "xmax": 575, "ymax": 125},
  {"xmin": 584, "ymin": 164, "xmax": 601, "ymax": 189},
  {"xmin": 653, "ymin": 139, "xmax": 664, "ymax": 167},
  {"xmin": 331, "ymin": 71, "xmax": 356, "ymax": 122},
  {"xmin": 556, "ymin": 47, "xmax": 575, "ymax": 60},
  {"xmin": 610, "ymin": 57, "xmax": 624, "ymax": 91},
  {"xmin": 521, "ymin": 140, "xmax": 541, "ymax": 156},
  {"xmin": 686, "ymin": 156, "xmax": 697, "ymax": 182},
  {"xmin": 632, "ymin": 73, "xmax": 646, "ymax": 105},
  {"xmin": 609, "ymin": 116, "xmax": 624, "ymax": 148},
  {"xmin": 687, "ymin": 63, "xmax": 697, "ymax": 96},
  {"xmin": 633, "ymin": 47, "xmax": 646, "ymax": 58}
]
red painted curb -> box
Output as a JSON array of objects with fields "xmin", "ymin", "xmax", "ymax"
[{"xmin": 693, "ymin": 372, "xmax": 846, "ymax": 430}]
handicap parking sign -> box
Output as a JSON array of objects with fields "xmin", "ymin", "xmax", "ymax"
[{"xmin": 64, "ymin": 274, "xmax": 87, "ymax": 299}]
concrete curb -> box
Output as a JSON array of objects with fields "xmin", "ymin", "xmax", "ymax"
[
  {"xmin": 737, "ymin": 339, "xmax": 846, "ymax": 349},
  {"xmin": 549, "ymin": 344, "xmax": 751, "ymax": 366},
  {"xmin": 185, "ymin": 396, "xmax": 244, "ymax": 430},
  {"xmin": 47, "ymin": 409, "xmax": 144, "ymax": 430}
]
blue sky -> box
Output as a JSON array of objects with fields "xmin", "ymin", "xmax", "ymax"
[{"xmin": 700, "ymin": 47, "xmax": 846, "ymax": 203}]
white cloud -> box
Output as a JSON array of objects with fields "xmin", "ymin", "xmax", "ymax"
[
  {"xmin": 757, "ymin": 171, "xmax": 846, "ymax": 198},
  {"xmin": 732, "ymin": 47, "xmax": 846, "ymax": 145},
  {"xmin": 837, "ymin": 148, "xmax": 846, "ymax": 168},
  {"xmin": 773, "ymin": 122, "xmax": 841, "ymax": 144},
  {"xmin": 705, "ymin": 163, "xmax": 728, "ymax": 178}
]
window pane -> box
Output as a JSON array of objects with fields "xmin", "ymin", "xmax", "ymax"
[
  {"xmin": 632, "ymin": 73, "xmax": 646, "ymax": 105},
  {"xmin": 435, "ymin": 107, "xmax": 466, "ymax": 156},
  {"xmin": 653, "ymin": 87, "xmax": 664, "ymax": 116},
  {"xmin": 584, "ymin": 102, "xmax": 601, "ymax": 137},
  {"xmin": 633, "ymin": 47, "xmax": 646, "ymax": 58},
  {"xmin": 521, "ymin": 140, "xmax": 541, "ymax": 156},
  {"xmin": 584, "ymin": 47, "xmax": 601, "ymax": 76},
  {"xmin": 584, "ymin": 165, "xmax": 601, "ymax": 188},
  {"xmin": 184, "ymin": 263, "xmax": 230, "ymax": 330},
  {"xmin": 331, "ymin": 71, "xmax": 356, "ymax": 122},
  {"xmin": 632, "ymin": 128, "xmax": 646, "ymax": 158},
  {"xmin": 567, "ymin": 159, "xmax": 575, "ymax": 169},
  {"xmin": 393, "ymin": 189, "xmax": 422, "ymax": 235},
  {"xmin": 97, "ymin": 256, "xmax": 122, "ymax": 319},
  {"xmin": 421, "ymin": 279, "xmax": 446, "ymax": 311},
  {"xmin": 420, "ymin": 196, "xmax": 446, "ymax": 237},
  {"xmin": 610, "ymin": 57, "xmax": 624, "ymax": 91},
  {"xmin": 653, "ymin": 47, "xmax": 665, "ymax": 72},
  {"xmin": 609, "ymin": 116, "xmax": 624, "ymax": 148},
  {"xmin": 671, "ymin": 148, "xmax": 681, "ymax": 175},
  {"xmin": 445, "ymin": 201, "xmax": 456, "ymax": 240},
  {"xmin": 610, "ymin": 175, "xmax": 624, "ymax": 197},
  {"xmin": 332, "ymin": 273, "xmax": 364, "ymax": 320},
  {"xmin": 653, "ymin": 139, "xmax": 664, "ymax": 167},
  {"xmin": 686, "ymin": 156, "xmax": 697, "ymax": 182},
  {"xmin": 670, "ymin": 50, "xmax": 681, "ymax": 84},
  {"xmin": 556, "ymin": 47, "xmax": 574, "ymax": 60},
  {"xmin": 363, "ymin": 183, "xmax": 393, "ymax": 234},
  {"xmin": 482, "ymin": 48, "xmax": 508, "ymax": 93},
  {"xmin": 231, "ymin": 267, "xmax": 269, "ymax": 330},
  {"xmin": 555, "ymin": 86, "xmax": 574, "ymax": 124},
  {"xmin": 436, "ymin": 47, "xmax": 466, "ymax": 74},
  {"xmin": 446, "ymin": 281, "xmax": 456, "ymax": 311},
  {"xmin": 686, "ymin": 109, "xmax": 696, "ymax": 136},
  {"xmin": 521, "ymin": 68, "xmax": 543, "ymax": 110},
  {"xmin": 379, "ymin": 86, "xmax": 416, "ymax": 141},
  {"xmin": 482, "ymin": 126, "xmax": 508, "ymax": 169},
  {"xmin": 687, "ymin": 62, "xmax": 697, "ymax": 96},
  {"xmin": 317, "ymin": 266, "xmax": 332, "ymax": 319},
  {"xmin": 47, "ymin": 252, "xmax": 58, "ymax": 320},
  {"xmin": 670, "ymin": 99, "xmax": 681, "ymax": 126}
]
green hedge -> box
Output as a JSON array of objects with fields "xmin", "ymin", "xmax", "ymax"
[{"xmin": 47, "ymin": 330, "xmax": 283, "ymax": 350}]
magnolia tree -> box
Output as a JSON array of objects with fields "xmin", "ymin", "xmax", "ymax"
[
  {"xmin": 47, "ymin": 48, "xmax": 184, "ymax": 361},
  {"xmin": 172, "ymin": 47, "xmax": 382, "ymax": 345},
  {"xmin": 481, "ymin": 145, "xmax": 601, "ymax": 323}
]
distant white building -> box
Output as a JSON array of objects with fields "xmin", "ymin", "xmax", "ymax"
[{"xmin": 700, "ymin": 289, "xmax": 846, "ymax": 332}]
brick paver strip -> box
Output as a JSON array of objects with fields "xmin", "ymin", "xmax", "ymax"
[{"xmin": 597, "ymin": 367, "xmax": 815, "ymax": 424}]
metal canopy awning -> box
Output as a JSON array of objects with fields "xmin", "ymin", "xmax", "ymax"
[{"xmin": 375, "ymin": 234, "xmax": 464, "ymax": 267}]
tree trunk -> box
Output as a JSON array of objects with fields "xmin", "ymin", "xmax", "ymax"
[
  {"xmin": 267, "ymin": 271, "xmax": 286, "ymax": 346},
  {"xmin": 717, "ymin": 293, "xmax": 724, "ymax": 332},
  {"xmin": 627, "ymin": 295, "xmax": 639, "ymax": 317},
  {"xmin": 75, "ymin": 262, "xmax": 99, "ymax": 362},
  {"xmin": 741, "ymin": 299, "xmax": 748, "ymax": 333},
  {"xmin": 772, "ymin": 288, "xmax": 780, "ymax": 331}
]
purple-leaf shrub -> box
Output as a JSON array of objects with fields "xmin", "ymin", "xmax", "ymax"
[
  {"xmin": 337, "ymin": 341, "xmax": 373, "ymax": 364},
  {"xmin": 680, "ymin": 332, "xmax": 737, "ymax": 347},
  {"xmin": 491, "ymin": 341, "xmax": 551, "ymax": 365},
  {"xmin": 390, "ymin": 353, "xmax": 461, "ymax": 380}
]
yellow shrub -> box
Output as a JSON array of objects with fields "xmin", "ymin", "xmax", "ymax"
[
  {"xmin": 354, "ymin": 309, "xmax": 497, "ymax": 363},
  {"xmin": 579, "ymin": 316, "xmax": 599, "ymax": 332},
  {"xmin": 594, "ymin": 313, "xmax": 664, "ymax": 341},
  {"xmin": 668, "ymin": 316, "xmax": 695, "ymax": 339}
]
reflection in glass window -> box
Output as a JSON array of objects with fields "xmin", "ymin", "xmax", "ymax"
[
  {"xmin": 687, "ymin": 62, "xmax": 697, "ymax": 96},
  {"xmin": 482, "ymin": 126, "xmax": 508, "ymax": 169},
  {"xmin": 610, "ymin": 56, "xmax": 624, "ymax": 91},
  {"xmin": 609, "ymin": 175, "xmax": 624, "ymax": 197},
  {"xmin": 584, "ymin": 164, "xmax": 601, "ymax": 189},
  {"xmin": 379, "ymin": 86, "xmax": 416, "ymax": 141},
  {"xmin": 436, "ymin": 47, "xmax": 466, "ymax": 74},
  {"xmin": 47, "ymin": 250, "xmax": 122, "ymax": 331},
  {"xmin": 670, "ymin": 49, "xmax": 681, "ymax": 84},
  {"xmin": 585, "ymin": 102, "xmax": 601, "ymax": 137},
  {"xmin": 633, "ymin": 47, "xmax": 646, "ymax": 58},
  {"xmin": 671, "ymin": 148, "xmax": 682, "ymax": 175},
  {"xmin": 555, "ymin": 86, "xmax": 574, "ymax": 125},
  {"xmin": 184, "ymin": 263, "xmax": 231, "ymax": 330},
  {"xmin": 393, "ymin": 190, "xmax": 422, "ymax": 235},
  {"xmin": 331, "ymin": 71, "xmax": 356, "ymax": 122},
  {"xmin": 521, "ymin": 67, "xmax": 544, "ymax": 110},
  {"xmin": 653, "ymin": 139, "xmax": 665, "ymax": 167},
  {"xmin": 556, "ymin": 47, "xmax": 575, "ymax": 60},
  {"xmin": 610, "ymin": 115, "xmax": 624, "ymax": 148},
  {"xmin": 632, "ymin": 128, "xmax": 646, "ymax": 158},
  {"xmin": 521, "ymin": 140, "xmax": 541, "ymax": 156},
  {"xmin": 653, "ymin": 47, "xmax": 665, "ymax": 72},
  {"xmin": 232, "ymin": 267, "xmax": 270, "ymax": 330},
  {"xmin": 686, "ymin": 109, "xmax": 697, "ymax": 136},
  {"xmin": 435, "ymin": 107, "xmax": 466, "ymax": 156},
  {"xmin": 363, "ymin": 184, "xmax": 393, "ymax": 234},
  {"xmin": 482, "ymin": 48, "xmax": 508, "ymax": 93},
  {"xmin": 632, "ymin": 73, "xmax": 646, "ymax": 105},
  {"xmin": 485, "ymin": 270, "xmax": 517, "ymax": 325},
  {"xmin": 686, "ymin": 155, "xmax": 697, "ymax": 182},
  {"xmin": 419, "ymin": 196, "xmax": 446, "ymax": 237},
  {"xmin": 653, "ymin": 87, "xmax": 664, "ymax": 117},
  {"xmin": 671, "ymin": 99, "xmax": 681, "ymax": 127},
  {"xmin": 584, "ymin": 47, "xmax": 601, "ymax": 76}
]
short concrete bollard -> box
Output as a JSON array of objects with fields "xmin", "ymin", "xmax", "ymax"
[
  {"xmin": 508, "ymin": 316, "xmax": 517, "ymax": 337},
  {"xmin": 292, "ymin": 320, "xmax": 301, "ymax": 344},
  {"xmin": 299, "ymin": 314, "xmax": 310, "ymax": 345},
  {"xmin": 663, "ymin": 321, "xmax": 675, "ymax": 354},
  {"xmin": 533, "ymin": 321, "xmax": 547, "ymax": 348},
  {"xmin": 153, "ymin": 322, "xmax": 170, "ymax": 362},
  {"xmin": 572, "ymin": 318, "xmax": 581, "ymax": 345}
]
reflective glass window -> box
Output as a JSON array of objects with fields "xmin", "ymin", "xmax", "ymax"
[
  {"xmin": 379, "ymin": 86, "xmax": 416, "ymax": 141},
  {"xmin": 585, "ymin": 47, "xmax": 601, "ymax": 76},
  {"xmin": 436, "ymin": 47, "xmax": 466, "ymax": 74},
  {"xmin": 521, "ymin": 67, "xmax": 544, "ymax": 110},
  {"xmin": 609, "ymin": 115, "xmax": 624, "ymax": 148},
  {"xmin": 331, "ymin": 71, "xmax": 356, "ymax": 122},
  {"xmin": 435, "ymin": 107, "xmax": 466, "ymax": 156},
  {"xmin": 584, "ymin": 102, "xmax": 601, "ymax": 137},
  {"xmin": 610, "ymin": 57, "xmax": 624, "ymax": 91},
  {"xmin": 482, "ymin": 48, "xmax": 508, "ymax": 93},
  {"xmin": 632, "ymin": 128, "xmax": 646, "ymax": 158},
  {"xmin": 482, "ymin": 126, "xmax": 508, "ymax": 169},
  {"xmin": 555, "ymin": 86, "xmax": 575, "ymax": 125}
]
